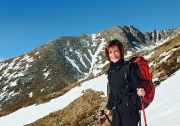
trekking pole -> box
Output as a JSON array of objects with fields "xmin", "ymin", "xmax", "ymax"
[
  {"xmin": 139, "ymin": 109, "xmax": 141, "ymax": 126},
  {"xmin": 141, "ymin": 98, "xmax": 147, "ymax": 126},
  {"xmin": 99, "ymin": 110, "xmax": 112, "ymax": 125},
  {"xmin": 104, "ymin": 113, "xmax": 112, "ymax": 124},
  {"xmin": 99, "ymin": 110, "xmax": 105, "ymax": 126}
]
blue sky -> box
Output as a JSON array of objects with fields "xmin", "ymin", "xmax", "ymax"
[{"xmin": 0, "ymin": 0, "xmax": 180, "ymax": 61}]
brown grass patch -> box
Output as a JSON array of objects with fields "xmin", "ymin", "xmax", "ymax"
[{"xmin": 25, "ymin": 89, "xmax": 106, "ymax": 126}]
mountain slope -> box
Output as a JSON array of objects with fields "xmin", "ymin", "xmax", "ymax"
[{"xmin": 0, "ymin": 25, "xmax": 180, "ymax": 120}]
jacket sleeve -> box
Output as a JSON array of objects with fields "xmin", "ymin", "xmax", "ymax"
[{"xmin": 106, "ymin": 83, "xmax": 114, "ymax": 110}]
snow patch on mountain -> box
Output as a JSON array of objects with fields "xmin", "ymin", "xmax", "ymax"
[
  {"xmin": 90, "ymin": 34, "xmax": 107, "ymax": 76},
  {"xmin": 0, "ymin": 54, "xmax": 35, "ymax": 104}
]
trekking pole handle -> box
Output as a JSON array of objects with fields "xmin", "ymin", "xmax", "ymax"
[
  {"xmin": 99, "ymin": 110, "xmax": 105, "ymax": 125},
  {"xmin": 100, "ymin": 110, "xmax": 104, "ymax": 116}
]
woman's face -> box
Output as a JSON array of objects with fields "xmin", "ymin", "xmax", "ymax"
[{"xmin": 108, "ymin": 45, "xmax": 121, "ymax": 63}]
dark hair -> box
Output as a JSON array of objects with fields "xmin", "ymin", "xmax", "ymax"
[{"xmin": 105, "ymin": 39, "xmax": 124, "ymax": 61}]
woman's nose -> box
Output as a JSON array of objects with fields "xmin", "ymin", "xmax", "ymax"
[{"xmin": 112, "ymin": 52, "xmax": 116, "ymax": 56}]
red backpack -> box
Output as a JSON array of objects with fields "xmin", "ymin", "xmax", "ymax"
[
  {"xmin": 125, "ymin": 56, "xmax": 155, "ymax": 108},
  {"xmin": 125, "ymin": 56, "xmax": 155, "ymax": 126}
]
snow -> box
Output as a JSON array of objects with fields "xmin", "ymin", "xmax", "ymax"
[
  {"xmin": 125, "ymin": 51, "xmax": 132, "ymax": 58},
  {"xmin": 29, "ymin": 92, "xmax": 33, "ymax": 97},
  {"xmin": 146, "ymin": 70, "xmax": 180, "ymax": 125},
  {"xmin": 0, "ymin": 54, "xmax": 36, "ymax": 104},
  {"xmin": 144, "ymin": 51, "xmax": 155, "ymax": 59},
  {"xmin": 65, "ymin": 56, "xmax": 82, "ymax": 73},
  {"xmin": 22, "ymin": 55, "xmax": 34, "ymax": 62},
  {"xmin": 0, "ymin": 69, "xmax": 180, "ymax": 126},
  {"xmin": 158, "ymin": 47, "xmax": 180, "ymax": 64},
  {"xmin": 9, "ymin": 80, "xmax": 18, "ymax": 87},
  {"xmin": 90, "ymin": 36, "xmax": 107, "ymax": 76},
  {"xmin": 43, "ymin": 71, "xmax": 50, "ymax": 78},
  {"xmin": 35, "ymin": 52, "xmax": 39, "ymax": 55}
]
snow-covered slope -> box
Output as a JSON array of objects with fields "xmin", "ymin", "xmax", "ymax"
[
  {"xmin": 0, "ymin": 69, "xmax": 180, "ymax": 126},
  {"xmin": 146, "ymin": 70, "xmax": 180, "ymax": 126}
]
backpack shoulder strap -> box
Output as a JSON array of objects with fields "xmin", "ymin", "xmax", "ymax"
[
  {"xmin": 124, "ymin": 61, "xmax": 131, "ymax": 88},
  {"xmin": 124, "ymin": 61, "xmax": 139, "ymax": 88}
]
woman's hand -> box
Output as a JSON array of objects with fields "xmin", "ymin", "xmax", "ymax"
[
  {"xmin": 106, "ymin": 110, "xmax": 112, "ymax": 116},
  {"xmin": 99, "ymin": 110, "xmax": 111, "ymax": 125},
  {"xmin": 137, "ymin": 88, "xmax": 145, "ymax": 97}
]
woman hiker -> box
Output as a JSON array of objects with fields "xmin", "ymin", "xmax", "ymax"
[{"xmin": 101, "ymin": 39, "xmax": 145, "ymax": 126}]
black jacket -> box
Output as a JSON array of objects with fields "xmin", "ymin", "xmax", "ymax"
[{"xmin": 106, "ymin": 59, "xmax": 140, "ymax": 110}]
